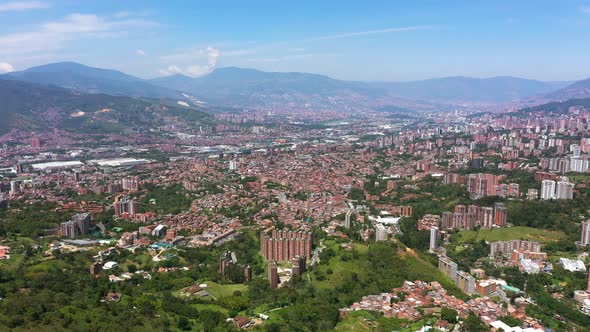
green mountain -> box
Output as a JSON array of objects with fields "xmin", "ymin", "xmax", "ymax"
[
  {"xmin": 518, "ymin": 97, "xmax": 590, "ymax": 115},
  {"xmin": 4, "ymin": 62, "xmax": 185, "ymax": 99},
  {"xmin": 0, "ymin": 79, "xmax": 213, "ymax": 134}
]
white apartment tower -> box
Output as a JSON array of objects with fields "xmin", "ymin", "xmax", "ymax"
[{"xmin": 541, "ymin": 180, "xmax": 556, "ymax": 200}]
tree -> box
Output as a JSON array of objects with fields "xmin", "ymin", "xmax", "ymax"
[
  {"xmin": 461, "ymin": 314, "xmax": 490, "ymax": 332},
  {"xmin": 177, "ymin": 316, "xmax": 191, "ymax": 331},
  {"xmin": 498, "ymin": 315, "xmax": 521, "ymax": 327},
  {"xmin": 441, "ymin": 307, "xmax": 458, "ymax": 324}
]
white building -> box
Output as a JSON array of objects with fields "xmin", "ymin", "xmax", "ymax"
[
  {"xmin": 374, "ymin": 224, "xmax": 387, "ymax": 241},
  {"xmin": 152, "ymin": 224, "xmax": 167, "ymax": 237},
  {"xmin": 429, "ymin": 227, "xmax": 439, "ymax": 252},
  {"xmin": 489, "ymin": 320, "xmax": 544, "ymax": 332},
  {"xmin": 555, "ymin": 181, "xmax": 574, "ymax": 200},
  {"xmin": 571, "ymin": 144, "xmax": 582, "ymax": 157},
  {"xmin": 541, "ymin": 180, "xmax": 556, "ymax": 200},
  {"xmin": 229, "ymin": 160, "xmax": 238, "ymax": 171},
  {"xmin": 570, "ymin": 157, "xmax": 589, "ymax": 172},
  {"xmin": 581, "ymin": 221, "xmax": 590, "ymax": 246},
  {"xmin": 103, "ymin": 261, "xmax": 119, "ymax": 270},
  {"xmin": 559, "ymin": 258, "xmax": 586, "ymax": 272},
  {"xmin": 343, "ymin": 210, "xmax": 352, "ymax": 229},
  {"xmin": 9, "ymin": 181, "xmax": 19, "ymax": 195}
]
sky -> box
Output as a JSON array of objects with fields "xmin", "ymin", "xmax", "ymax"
[{"xmin": 0, "ymin": 0, "xmax": 590, "ymax": 81}]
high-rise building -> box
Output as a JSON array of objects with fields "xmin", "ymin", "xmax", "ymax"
[
  {"xmin": 541, "ymin": 180, "xmax": 556, "ymax": 200},
  {"xmin": 456, "ymin": 271, "xmax": 476, "ymax": 295},
  {"xmin": 229, "ymin": 160, "xmax": 238, "ymax": 171},
  {"xmin": 268, "ymin": 261, "xmax": 279, "ymax": 289},
  {"xmin": 375, "ymin": 224, "xmax": 387, "ymax": 241},
  {"xmin": 581, "ymin": 221, "xmax": 590, "ymax": 246},
  {"xmin": 30, "ymin": 136, "xmax": 41, "ymax": 148},
  {"xmin": 114, "ymin": 196, "xmax": 139, "ymax": 218},
  {"xmin": 438, "ymin": 257, "xmax": 458, "ymax": 280},
  {"xmin": 59, "ymin": 213, "xmax": 91, "ymax": 238},
  {"xmin": 219, "ymin": 251, "xmax": 238, "ymax": 277},
  {"xmin": 555, "ymin": 181, "xmax": 574, "ymax": 200},
  {"xmin": 260, "ymin": 230, "xmax": 313, "ymax": 262},
  {"xmin": 291, "ymin": 256, "xmax": 306, "ymax": 277},
  {"xmin": 122, "ymin": 177, "xmax": 140, "ymax": 191},
  {"xmin": 343, "ymin": 210, "xmax": 352, "ymax": 229},
  {"xmin": 244, "ymin": 265, "xmax": 252, "ymax": 282},
  {"xmin": 9, "ymin": 181, "xmax": 19, "ymax": 196},
  {"xmin": 429, "ymin": 227, "xmax": 439, "ymax": 252},
  {"xmin": 494, "ymin": 203, "xmax": 507, "ymax": 226},
  {"xmin": 471, "ymin": 157, "xmax": 484, "ymax": 169}
]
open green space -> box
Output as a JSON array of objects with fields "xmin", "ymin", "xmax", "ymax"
[
  {"xmin": 453, "ymin": 226, "xmax": 565, "ymax": 244},
  {"xmin": 202, "ymin": 280, "xmax": 248, "ymax": 299},
  {"xmin": 192, "ymin": 303, "xmax": 229, "ymax": 315},
  {"xmin": 334, "ymin": 310, "xmax": 426, "ymax": 332},
  {"xmin": 309, "ymin": 239, "xmax": 467, "ymax": 300}
]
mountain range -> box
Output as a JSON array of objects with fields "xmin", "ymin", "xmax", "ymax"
[
  {"xmin": 1, "ymin": 62, "xmax": 590, "ymax": 126},
  {"xmin": 150, "ymin": 67, "xmax": 384, "ymax": 106},
  {"xmin": 371, "ymin": 76, "xmax": 571, "ymax": 104},
  {"xmin": 3, "ymin": 62, "xmax": 590, "ymax": 107}
]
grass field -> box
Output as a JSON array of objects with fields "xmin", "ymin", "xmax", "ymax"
[
  {"xmin": 192, "ymin": 303, "xmax": 229, "ymax": 315},
  {"xmin": 334, "ymin": 311, "xmax": 375, "ymax": 331},
  {"xmin": 334, "ymin": 310, "xmax": 426, "ymax": 332},
  {"xmin": 453, "ymin": 226, "xmax": 565, "ymax": 244},
  {"xmin": 202, "ymin": 281, "xmax": 248, "ymax": 299},
  {"xmin": 567, "ymin": 174, "xmax": 590, "ymax": 183}
]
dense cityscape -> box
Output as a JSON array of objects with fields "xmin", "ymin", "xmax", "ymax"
[{"xmin": 3, "ymin": 1, "xmax": 590, "ymax": 331}]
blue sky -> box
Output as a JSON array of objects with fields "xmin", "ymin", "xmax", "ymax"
[{"xmin": 0, "ymin": 0, "xmax": 590, "ymax": 81}]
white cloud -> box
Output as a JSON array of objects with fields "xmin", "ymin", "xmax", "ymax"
[
  {"xmin": 0, "ymin": 62, "xmax": 14, "ymax": 73},
  {"xmin": 159, "ymin": 65, "xmax": 183, "ymax": 76},
  {"xmin": 136, "ymin": 49, "xmax": 145, "ymax": 56},
  {"xmin": 0, "ymin": 1, "xmax": 48, "ymax": 12},
  {"xmin": 159, "ymin": 46, "xmax": 220, "ymax": 77},
  {"xmin": 0, "ymin": 13, "xmax": 158, "ymax": 57}
]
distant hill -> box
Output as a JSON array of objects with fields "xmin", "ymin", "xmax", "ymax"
[
  {"xmin": 152, "ymin": 68, "xmax": 574, "ymax": 106},
  {"xmin": 372, "ymin": 76, "xmax": 570, "ymax": 104},
  {"xmin": 3, "ymin": 62, "xmax": 185, "ymax": 99},
  {"xmin": 150, "ymin": 67, "xmax": 387, "ymax": 107},
  {"xmin": 3, "ymin": 62, "xmax": 578, "ymax": 109},
  {"xmin": 518, "ymin": 97, "xmax": 590, "ymax": 115},
  {"xmin": 544, "ymin": 78, "xmax": 590, "ymax": 101},
  {"xmin": 0, "ymin": 79, "xmax": 213, "ymax": 134}
]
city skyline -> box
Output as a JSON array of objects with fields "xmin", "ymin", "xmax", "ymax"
[{"xmin": 1, "ymin": 0, "xmax": 590, "ymax": 81}]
